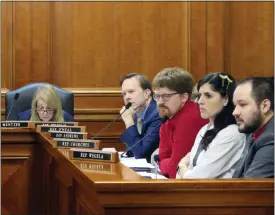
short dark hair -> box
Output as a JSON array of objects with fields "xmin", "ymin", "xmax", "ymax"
[
  {"xmin": 120, "ymin": 73, "xmax": 152, "ymax": 94},
  {"xmin": 238, "ymin": 76, "xmax": 274, "ymax": 111},
  {"xmin": 197, "ymin": 72, "xmax": 237, "ymax": 150}
]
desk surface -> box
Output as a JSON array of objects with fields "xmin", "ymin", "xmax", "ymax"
[{"xmin": 2, "ymin": 127, "xmax": 274, "ymax": 215}]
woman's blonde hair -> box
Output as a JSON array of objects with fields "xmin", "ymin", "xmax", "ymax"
[{"xmin": 30, "ymin": 84, "xmax": 64, "ymax": 122}]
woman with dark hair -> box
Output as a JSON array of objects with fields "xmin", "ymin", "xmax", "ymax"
[{"xmin": 176, "ymin": 72, "xmax": 246, "ymax": 178}]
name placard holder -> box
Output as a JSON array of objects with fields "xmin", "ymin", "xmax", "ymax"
[
  {"xmin": 1, "ymin": 121, "xmax": 34, "ymax": 128},
  {"xmin": 74, "ymin": 161, "xmax": 115, "ymax": 174},
  {"xmin": 69, "ymin": 149, "xmax": 119, "ymax": 163},
  {"xmin": 59, "ymin": 149, "xmax": 70, "ymax": 159},
  {"xmin": 52, "ymin": 138, "xmax": 100, "ymax": 149},
  {"xmin": 34, "ymin": 122, "xmax": 78, "ymax": 127},
  {"xmin": 50, "ymin": 131, "xmax": 88, "ymax": 140},
  {"xmin": 36, "ymin": 125, "xmax": 86, "ymax": 133}
]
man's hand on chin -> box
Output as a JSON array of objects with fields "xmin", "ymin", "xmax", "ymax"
[{"xmin": 120, "ymin": 106, "xmax": 135, "ymax": 128}]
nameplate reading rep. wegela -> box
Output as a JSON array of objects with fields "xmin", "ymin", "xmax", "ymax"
[{"xmin": 69, "ymin": 149, "xmax": 119, "ymax": 163}]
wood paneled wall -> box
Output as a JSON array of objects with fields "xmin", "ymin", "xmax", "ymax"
[{"xmin": 1, "ymin": 1, "xmax": 274, "ymax": 135}]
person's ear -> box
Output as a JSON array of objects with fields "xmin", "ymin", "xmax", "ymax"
[
  {"xmin": 223, "ymin": 97, "xmax": 229, "ymax": 107},
  {"xmin": 181, "ymin": 93, "xmax": 189, "ymax": 103},
  {"xmin": 260, "ymin": 99, "xmax": 271, "ymax": 114},
  {"xmin": 144, "ymin": 89, "xmax": 151, "ymax": 99}
]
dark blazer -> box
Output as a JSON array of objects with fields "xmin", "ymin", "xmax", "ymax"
[
  {"xmin": 120, "ymin": 99, "xmax": 162, "ymax": 162},
  {"xmin": 233, "ymin": 117, "xmax": 274, "ymax": 178},
  {"xmin": 18, "ymin": 109, "xmax": 74, "ymax": 122}
]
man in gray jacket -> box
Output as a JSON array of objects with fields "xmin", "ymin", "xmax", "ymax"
[{"xmin": 232, "ymin": 77, "xmax": 274, "ymax": 178}]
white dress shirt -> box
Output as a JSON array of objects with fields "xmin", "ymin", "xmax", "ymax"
[{"xmin": 181, "ymin": 123, "xmax": 246, "ymax": 178}]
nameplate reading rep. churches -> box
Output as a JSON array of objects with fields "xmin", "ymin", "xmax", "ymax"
[
  {"xmin": 53, "ymin": 138, "xmax": 100, "ymax": 149},
  {"xmin": 69, "ymin": 149, "xmax": 119, "ymax": 163}
]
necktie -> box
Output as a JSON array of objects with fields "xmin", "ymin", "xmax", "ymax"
[
  {"xmin": 137, "ymin": 118, "xmax": 143, "ymax": 134},
  {"xmin": 192, "ymin": 124, "xmax": 212, "ymax": 167},
  {"xmin": 192, "ymin": 142, "xmax": 204, "ymax": 167}
]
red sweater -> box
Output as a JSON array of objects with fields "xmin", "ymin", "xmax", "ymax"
[{"xmin": 159, "ymin": 100, "xmax": 208, "ymax": 178}]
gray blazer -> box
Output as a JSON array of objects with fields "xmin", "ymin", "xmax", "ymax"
[{"xmin": 233, "ymin": 117, "xmax": 274, "ymax": 178}]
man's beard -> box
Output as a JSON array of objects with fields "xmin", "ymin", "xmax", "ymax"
[
  {"xmin": 158, "ymin": 105, "xmax": 170, "ymax": 118},
  {"xmin": 237, "ymin": 109, "xmax": 262, "ymax": 134}
]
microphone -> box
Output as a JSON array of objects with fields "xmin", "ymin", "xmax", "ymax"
[
  {"xmin": 121, "ymin": 116, "xmax": 169, "ymax": 158},
  {"xmin": 6, "ymin": 93, "xmax": 20, "ymax": 121},
  {"xmin": 153, "ymin": 154, "xmax": 160, "ymax": 163},
  {"xmin": 91, "ymin": 102, "xmax": 132, "ymax": 139}
]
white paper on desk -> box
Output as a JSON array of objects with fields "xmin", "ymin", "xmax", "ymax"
[
  {"xmin": 120, "ymin": 158, "xmax": 155, "ymax": 169},
  {"xmin": 137, "ymin": 172, "xmax": 168, "ymax": 179},
  {"xmin": 102, "ymin": 148, "xmax": 117, "ymax": 152}
]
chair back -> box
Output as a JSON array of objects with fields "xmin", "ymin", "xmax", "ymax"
[{"xmin": 5, "ymin": 83, "xmax": 74, "ymax": 120}]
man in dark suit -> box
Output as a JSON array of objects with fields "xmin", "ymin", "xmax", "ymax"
[
  {"xmin": 120, "ymin": 73, "xmax": 162, "ymax": 162},
  {"xmin": 232, "ymin": 77, "xmax": 274, "ymax": 178}
]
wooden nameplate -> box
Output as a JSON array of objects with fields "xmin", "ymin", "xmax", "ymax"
[
  {"xmin": 36, "ymin": 125, "xmax": 86, "ymax": 133},
  {"xmin": 52, "ymin": 138, "xmax": 100, "ymax": 149},
  {"xmin": 74, "ymin": 161, "xmax": 116, "ymax": 174},
  {"xmin": 69, "ymin": 148, "xmax": 119, "ymax": 163},
  {"xmin": 50, "ymin": 131, "xmax": 88, "ymax": 139},
  {"xmin": 34, "ymin": 121, "xmax": 78, "ymax": 127},
  {"xmin": 58, "ymin": 149, "xmax": 70, "ymax": 159},
  {"xmin": 1, "ymin": 121, "xmax": 34, "ymax": 128}
]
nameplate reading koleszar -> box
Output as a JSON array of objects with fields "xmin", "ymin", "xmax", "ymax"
[
  {"xmin": 37, "ymin": 125, "xmax": 84, "ymax": 133},
  {"xmin": 69, "ymin": 149, "xmax": 119, "ymax": 163},
  {"xmin": 34, "ymin": 122, "xmax": 77, "ymax": 127},
  {"xmin": 50, "ymin": 131, "xmax": 87, "ymax": 139},
  {"xmin": 1, "ymin": 121, "xmax": 29, "ymax": 128},
  {"xmin": 75, "ymin": 162, "xmax": 113, "ymax": 173},
  {"xmin": 52, "ymin": 138, "xmax": 100, "ymax": 149}
]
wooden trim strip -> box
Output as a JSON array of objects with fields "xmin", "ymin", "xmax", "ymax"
[
  {"xmin": 1, "ymin": 88, "xmax": 122, "ymax": 96},
  {"xmin": 2, "ymin": 156, "xmax": 29, "ymax": 159}
]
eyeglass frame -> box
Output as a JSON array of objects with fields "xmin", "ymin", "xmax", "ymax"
[
  {"xmin": 153, "ymin": 92, "xmax": 178, "ymax": 102},
  {"xmin": 36, "ymin": 108, "xmax": 55, "ymax": 114}
]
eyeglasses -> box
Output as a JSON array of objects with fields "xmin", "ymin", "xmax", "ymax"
[
  {"xmin": 36, "ymin": 108, "xmax": 54, "ymax": 114},
  {"xmin": 153, "ymin": 93, "xmax": 178, "ymax": 102}
]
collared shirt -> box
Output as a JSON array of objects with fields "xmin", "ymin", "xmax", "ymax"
[
  {"xmin": 158, "ymin": 100, "xmax": 208, "ymax": 178},
  {"xmin": 252, "ymin": 118, "xmax": 272, "ymax": 142},
  {"xmin": 181, "ymin": 123, "xmax": 246, "ymax": 178},
  {"xmin": 136, "ymin": 102, "xmax": 150, "ymax": 121}
]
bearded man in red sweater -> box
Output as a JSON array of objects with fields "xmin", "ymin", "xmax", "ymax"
[{"xmin": 152, "ymin": 67, "xmax": 208, "ymax": 178}]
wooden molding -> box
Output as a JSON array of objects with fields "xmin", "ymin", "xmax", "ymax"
[
  {"xmin": 64, "ymin": 88, "xmax": 121, "ymax": 96},
  {"xmin": 1, "ymin": 88, "xmax": 9, "ymax": 95}
]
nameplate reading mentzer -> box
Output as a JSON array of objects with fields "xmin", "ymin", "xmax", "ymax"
[
  {"xmin": 50, "ymin": 131, "xmax": 88, "ymax": 139},
  {"xmin": 36, "ymin": 125, "xmax": 85, "ymax": 133},
  {"xmin": 52, "ymin": 138, "xmax": 100, "ymax": 149},
  {"xmin": 1, "ymin": 121, "xmax": 30, "ymax": 128},
  {"xmin": 69, "ymin": 149, "xmax": 119, "ymax": 163}
]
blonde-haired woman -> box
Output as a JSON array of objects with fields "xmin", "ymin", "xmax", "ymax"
[{"xmin": 18, "ymin": 84, "xmax": 74, "ymax": 122}]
